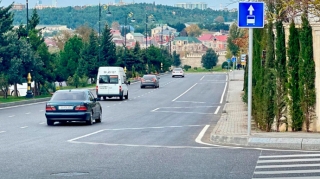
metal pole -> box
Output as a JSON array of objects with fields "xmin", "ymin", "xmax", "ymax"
[
  {"xmin": 145, "ymin": 13, "xmax": 149, "ymax": 74},
  {"xmin": 124, "ymin": 15, "xmax": 127, "ymax": 68},
  {"xmin": 26, "ymin": 0, "xmax": 28, "ymax": 32},
  {"xmin": 248, "ymin": 28, "xmax": 253, "ymax": 135}
]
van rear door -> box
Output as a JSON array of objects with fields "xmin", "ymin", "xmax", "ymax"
[
  {"xmin": 108, "ymin": 75, "xmax": 120, "ymax": 95},
  {"xmin": 98, "ymin": 75, "xmax": 119, "ymax": 95}
]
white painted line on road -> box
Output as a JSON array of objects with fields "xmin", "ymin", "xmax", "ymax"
[
  {"xmin": 20, "ymin": 126, "xmax": 28, "ymax": 129},
  {"xmin": 226, "ymin": 74, "xmax": 228, "ymax": 81},
  {"xmin": 160, "ymin": 106, "xmax": 217, "ymax": 109},
  {"xmin": 220, "ymin": 82, "xmax": 227, "ymax": 104},
  {"xmin": 258, "ymin": 158, "xmax": 320, "ymax": 163},
  {"xmin": 68, "ymin": 129, "xmax": 106, "ymax": 142},
  {"xmin": 151, "ymin": 108, "xmax": 159, "ymax": 112},
  {"xmin": 9, "ymin": 115, "xmax": 15, "ymax": 118},
  {"xmin": 152, "ymin": 111, "xmax": 214, "ymax": 115},
  {"xmin": 39, "ymin": 110, "xmax": 44, "ymax": 112},
  {"xmin": 256, "ymin": 163, "xmax": 320, "ymax": 168},
  {"xmin": 200, "ymin": 75, "xmax": 205, "ymax": 81},
  {"xmin": 214, "ymin": 106, "xmax": 220, "ymax": 114},
  {"xmin": 253, "ymin": 177, "xmax": 320, "ymax": 179},
  {"xmin": 195, "ymin": 125, "xmax": 210, "ymax": 145},
  {"xmin": 174, "ymin": 101, "xmax": 206, "ymax": 104},
  {"xmin": 39, "ymin": 122, "xmax": 45, "ymax": 124},
  {"xmin": 0, "ymin": 131, "xmax": 6, "ymax": 134},
  {"xmin": 254, "ymin": 169, "xmax": 320, "ymax": 175},
  {"xmin": 259, "ymin": 153, "xmax": 320, "ymax": 158},
  {"xmin": 25, "ymin": 112, "xmax": 31, "ymax": 114},
  {"xmin": 172, "ymin": 83, "xmax": 197, "ymax": 102},
  {"xmin": 0, "ymin": 101, "xmax": 47, "ymax": 110}
]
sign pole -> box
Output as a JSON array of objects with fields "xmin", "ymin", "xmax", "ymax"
[{"xmin": 248, "ymin": 28, "xmax": 253, "ymax": 136}]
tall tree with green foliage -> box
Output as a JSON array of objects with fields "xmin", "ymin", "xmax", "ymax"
[
  {"xmin": 58, "ymin": 35, "xmax": 83, "ymax": 81},
  {"xmin": 274, "ymin": 17, "xmax": 287, "ymax": 131},
  {"xmin": 201, "ymin": 48, "xmax": 218, "ymax": 69},
  {"xmin": 172, "ymin": 51, "xmax": 181, "ymax": 67},
  {"xmin": 101, "ymin": 24, "xmax": 117, "ymax": 66},
  {"xmin": 263, "ymin": 2, "xmax": 276, "ymax": 131},
  {"xmin": 299, "ymin": 12, "xmax": 316, "ymax": 131},
  {"xmin": 287, "ymin": 20, "xmax": 303, "ymax": 131},
  {"xmin": 227, "ymin": 22, "xmax": 240, "ymax": 56},
  {"xmin": 79, "ymin": 30, "xmax": 98, "ymax": 82}
]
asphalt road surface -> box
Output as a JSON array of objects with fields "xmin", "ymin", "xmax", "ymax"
[{"xmin": 1, "ymin": 73, "xmax": 320, "ymax": 179}]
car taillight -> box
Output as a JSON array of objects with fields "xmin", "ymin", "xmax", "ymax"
[
  {"xmin": 96, "ymin": 86, "xmax": 98, "ymax": 94},
  {"xmin": 152, "ymin": 78, "xmax": 156, "ymax": 82},
  {"xmin": 141, "ymin": 79, "xmax": 145, "ymax": 82},
  {"xmin": 46, "ymin": 105, "xmax": 56, "ymax": 111},
  {"xmin": 75, "ymin": 105, "xmax": 87, "ymax": 111}
]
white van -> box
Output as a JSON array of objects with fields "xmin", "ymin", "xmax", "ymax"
[{"xmin": 96, "ymin": 66, "xmax": 129, "ymax": 100}]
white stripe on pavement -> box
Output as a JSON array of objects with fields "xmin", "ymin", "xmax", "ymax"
[
  {"xmin": 256, "ymin": 163, "xmax": 320, "ymax": 168},
  {"xmin": 260, "ymin": 154, "xmax": 320, "ymax": 158},
  {"xmin": 172, "ymin": 83, "xmax": 197, "ymax": 102},
  {"xmin": 254, "ymin": 169, "xmax": 320, "ymax": 175},
  {"xmin": 252, "ymin": 176, "xmax": 320, "ymax": 179},
  {"xmin": 258, "ymin": 158, "xmax": 320, "ymax": 163},
  {"xmin": 220, "ymin": 82, "xmax": 227, "ymax": 104},
  {"xmin": 214, "ymin": 106, "xmax": 220, "ymax": 114}
]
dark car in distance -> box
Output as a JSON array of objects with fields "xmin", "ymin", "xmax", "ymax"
[
  {"xmin": 45, "ymin": 89, "xmax": 102, "ymax": 126},
  {"xmin": 140, "ymin": 75, "xmax": 160, "ymax": 88}
]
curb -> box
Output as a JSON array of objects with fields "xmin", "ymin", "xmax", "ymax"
[
  {"xmin": 210, "ymin": 134, "xmax": 320, "ymax": 150},
  {"xmin": 0, "ymin": 97, "xmax": 51, "ymax": 108}
]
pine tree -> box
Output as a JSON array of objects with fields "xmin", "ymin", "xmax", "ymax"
[
  {"xmin": 299, "ymin": 12, "xmax": 316, "ymax": 131},
  {"xmin": 101, "ymin": 24, "xmax": 117, "ymax": 66},
  {"xmin": 274, "ymin": 19, "xmax": 287, "ymax": 131},
  {"xmin": 287, "ymin": 20, "xmax": 303, "ymax": 131}
]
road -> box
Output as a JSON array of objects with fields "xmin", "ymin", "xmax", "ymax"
[{"xmin": 1, "ymin": 73, "xmax": 320, "ymax": 179}]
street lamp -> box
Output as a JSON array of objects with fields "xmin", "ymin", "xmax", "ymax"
[
  {"xmin": 123, "ymin": 12, "xmax": 135, "ymax": 69},
  {"xmin": 98, "ymin": 3, "xmax": 112, "ymax": 62},
  {"xmin": 145, "ymin": 13, "xmax": 155, "ymax": 74}
]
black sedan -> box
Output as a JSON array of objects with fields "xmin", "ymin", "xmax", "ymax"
[{"xmin": 45, "ymin": 89, "xmax": 102, "ymax": 126}]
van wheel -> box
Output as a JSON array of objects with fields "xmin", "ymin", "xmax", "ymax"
[
  {"xmin": 125, "ymin": 91, "xmax": 128, "ymax": 99},
  {"xmin": 120, "ymin": 92, "xmax": 124, "ymax": 100}
]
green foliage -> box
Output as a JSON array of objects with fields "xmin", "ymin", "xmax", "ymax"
[
  {"xmin": 227, "ymin": 23, "xmax": 240, "ymax": 56},
  {"xmin": 287, "ymin": 20, "xmax": 303, "ymax": 131},
  {"xmin": 101, "ymin": 24, "xmax": 117, "ymax": 66},
  {"xmin": 172, "ymin": 51, "xmax": 181, "ymax": 67},
  {"xmin": 183, "ymin": 65, "xmax": 191, "ymax": 71},
  {"xmin": 201, "ymin": 48, "xmax": 218, "ymax": 69},
  {"xmin": 221, "ymin": 61, "xmax": 231, "ymax": 69},
  {"xmin": 299, "ymin": 13, "xmax": 316, "ymax": 131}
]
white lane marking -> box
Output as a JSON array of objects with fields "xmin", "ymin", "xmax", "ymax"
[
  {"xmin": 0, "ymin": 131, "xmax": 6, "ymax": 134},
  {"xmin": 254, "ymin": 169, "xmax": 320, "ymax": 175},
  {"xmin": 214, "ymin": 106, "xmax": 220, "ymax": 114},
  {"xmin": 220, "ymin": 82, "xmax": 227, "ymax": 104},
  {"xmin": 195, "ymin": 125, "xmax": 210, "ymax": 145},
  {"xmin": 39, "ymin": 110, "xmax": 44, "ymax": 112},
  {"xmin": 257, "ymin": 158, "xmax": 320, "ymax": 163},
  {"xmin": 26, "ymin": 112, "xmax": 31, "ymax": 114},
  {"xmin": 39, "ymin": 122, "xmax": 45, "ymax": 124},
  {"xmin": 259, "ymin": 154, "xmax": 320, "ymax": 158},
  {"xmin": 226, "ymin": 74, "xmax": 228, "ymax": 81},
  {"xmin": 151, "ymin": 108, "xmax": 159, "ymax": 112},
  {"xmin": 256, "ymin": 163, "xmax": 320, "ymax": 168},
  {"xmin": 174, "ymin": 101, "xmax": 206, "ymax": 103},
  {"xmin": 9, "ymin": 115, "xmax": 15, "ymax": 118},
  {"xmin": 20, "ymin": 126, "xmax": 28, "ymax": 129},
  {"xmin": 0, "ymin": 101, "xmax": 47, "ymax": 110},
  {"xmin": 172, "ymin": 83, "xmax": 197, "ymax": 102},
  {"xmin": 68, "ymin": 129, "xmax": 106, "ymax": 142},
  {"xmin": 200, "ymin": 76, "xmax": 205, "ymax": 81},
  {"xmin": 160, "ymin": 106, "xmax": 217, "ymax": 109},
  {"xmin": 252, "ymin": 177, "xmax": 320, "ymax": 179},
  {"xmin": 152, "ymin": 111, "xmax": 214, "ymax": 114}
]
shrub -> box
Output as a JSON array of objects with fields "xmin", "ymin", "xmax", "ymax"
[{"xmin": 183, "ymin": 65, "xmax": 191, "ymax": 71}]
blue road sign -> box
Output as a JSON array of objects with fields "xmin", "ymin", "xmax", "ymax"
[
  {"xmin": 238, "ymin": 2, "xmax": 264, "ymax": 28},
  {"xmin": 232, "ymin": 57, "xmax": 236, "ymax": 62}
]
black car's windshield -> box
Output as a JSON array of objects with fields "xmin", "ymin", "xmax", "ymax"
[
  {"xmin": 51, "ymin": 92, "xmax": 86, "ymax": 101},
  {"xmin": 99, "ymin": 75, "xmax": 119, "ymax": 84}
]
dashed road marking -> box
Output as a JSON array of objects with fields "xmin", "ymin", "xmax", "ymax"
[
  {"xmin": 20, "ymin": 126, "xmax": 28, "ymax": 129},
  {"xmin": 9, "ymin": 115, "xmax": 15, "ymax": 118},
  {"xmin": 0, "ymin": 131, "xmax": 6, "ymax": 134},
  {"xmin": 26, "ymin": 112, "xmax": 31, "ymax": 114},
  {"xmin": 214, "ymin": 106, "xmax": 220, "ymax": 114}
]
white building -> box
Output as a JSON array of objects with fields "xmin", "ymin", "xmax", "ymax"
[{"xmin": 174, "ymin": 2, "xmax": 207, "ymax": 10}]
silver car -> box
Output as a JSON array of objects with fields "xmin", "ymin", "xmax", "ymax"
[
  {"xmin": 140, "ymin": 75, "xmax": 160, "ymax": 88},
  {"xmin": 172, "ymin": 68, "xmax": 185, "ymax": 78}
]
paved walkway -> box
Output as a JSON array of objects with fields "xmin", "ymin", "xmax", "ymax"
[{"xmin": 210, "ymin": 69, "xmax": 320, "ymax": 150}]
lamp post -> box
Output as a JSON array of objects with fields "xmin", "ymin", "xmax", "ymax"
[
  {"xmin": 123, "ymin": 12, "xmax": 135, "ymax": 69},
  {"xmin": 145, "ymin": 13, "xmax": 154, "ymax": 74},
  {"xmin": 98, "ymin": 3, "xmax": 112, "ymax": 62}
]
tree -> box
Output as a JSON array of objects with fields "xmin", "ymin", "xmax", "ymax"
[
  {"xmin": 299, "ymin": 12, "xmax": 316, "ymax": 132},
  {"xmin": 59, "ymin": 35, "xmax": 83, "ymax": 81},
  {"xmin": 214, "ymin": 16, "xmax": 225, "ymax": 23},
  {"xmin": 79, "ymin": 29, "xmax": 99, "ymax": 82},
  {"xmin": 172, "ymin": 51, "xmax": 181, "ymax": 67},
  {"xmin": 287, "ymin": 19, "xmax": 303, "ymax": 131},
  {"xmin": 53, "ymin": 30, "xmax": 73, "ymax": 50},
  {"xmin": 185, "ymin": 24, "xmax": 202, "ymax": 37},
  {"xmin": 227, "ymin": 22, "xmax": 241, "ymax": 56},
  {"xmin": 75, "ymin": 24, "xmax": 92, "ymax": 42},
  {"xmin": 101, "ymin": 24, "xmax": 117, "ymax": 66},
  {"xmin": 201, "ymin": 49, "xmax": 218, "ymax": 69}
]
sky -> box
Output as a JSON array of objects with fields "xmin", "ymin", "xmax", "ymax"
[{"xmin": 4, "ymin": 0, "xmax": 238, "ymax": 9}]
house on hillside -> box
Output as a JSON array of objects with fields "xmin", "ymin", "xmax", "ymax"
[
  {"xmin": 198, "ymin": 33, "xmax": 228, "ymax": 53},
  {"xmin": 171, "ymin": 36, "xmax": 208, "ymax": 57},
  {"xmin": 126, "ymin": 32, "xmax": 145, "ymax": 45}
]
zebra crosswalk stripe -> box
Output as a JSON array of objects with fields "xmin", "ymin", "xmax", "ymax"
[{"xmin": 252, "ymin": 153, "xmax": 320, "ymax": 179}]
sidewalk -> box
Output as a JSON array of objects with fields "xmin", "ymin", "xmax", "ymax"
[{"xmin": 210, "ymin": 69, "xmax": 320, "ymax": 150}]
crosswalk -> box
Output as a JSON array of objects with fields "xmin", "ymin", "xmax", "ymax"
[{"xmin": 252, "ymin": 153, "xmax": 320, "ymax": 179}]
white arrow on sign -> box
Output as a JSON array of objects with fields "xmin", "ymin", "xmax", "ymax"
[{"xmin": 248, "ymin": 5, "xmax": 254, "ymax": 15}]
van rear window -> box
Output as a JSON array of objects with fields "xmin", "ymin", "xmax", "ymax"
[{"xmin": 99, "ymin": 75, "xmax": 118, "ymax": 84}]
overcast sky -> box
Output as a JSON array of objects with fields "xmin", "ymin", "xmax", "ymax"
[{"xmin": 4, "ymin": 0, "xmax": 238, "ymax": 9}]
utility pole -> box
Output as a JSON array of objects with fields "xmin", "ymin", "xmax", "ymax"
[{"xmin": 98, "ymin": 2, "xmax": 101, "ymax": 62}]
